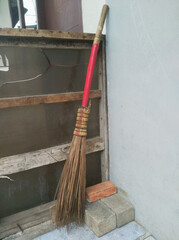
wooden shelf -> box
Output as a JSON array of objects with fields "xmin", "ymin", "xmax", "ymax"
[
  {"xmin": 0, "ymin": 90, "xmax": 101, "ymax": 109},
  {"xmin": 0, "ymin": 201, "xmax": 56, "ymax": 240},
  {"xmin": 0, "ymin": 28, "xmax": 97, "ymax": 41},
  {"xmin": 0, "ymin": 29, "xmax": 105, "ymax": 50},
  {"xmin": 0, "ymin": 137, "xmax": 104, "ymax": 176},
  {"xmin": 0, "ymin": 31, "xmax": 108, "ymax": 240}
]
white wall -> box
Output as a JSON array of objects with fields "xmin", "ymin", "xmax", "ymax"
[
  {"xmin": 82, "ymin": 0, "xmax": 106, "ymax": 34},
  {"xmin": 106, "ymin": 1, "xmax": 179, "ymax": 240},
  {"xmin": 0, "ymin": 0, "xmax": 12, "ymax": 28}
]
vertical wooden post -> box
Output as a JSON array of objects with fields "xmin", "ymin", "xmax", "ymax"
[
  {"xmin": 98, "ymin": 39, "xmax": 109, "ymax": 181},
  {"xmin": 36, "ymin": 0, "xmax": 46, "ymax": 29},
  {"xmin": 17, "ymin": 0, "xmax": 26, "ymax": 28}
]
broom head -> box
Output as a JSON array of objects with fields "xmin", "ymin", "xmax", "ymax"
[{"xmin": 54, "ymin": 105, "xmax": 90, "ymax": 227}]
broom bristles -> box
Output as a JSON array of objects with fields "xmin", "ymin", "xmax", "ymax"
[{"xmin": 55, "ymin": 135, "xmax": 86, "ymax": 227}]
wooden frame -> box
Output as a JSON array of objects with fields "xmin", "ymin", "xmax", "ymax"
[
  {"xmin": 0, "ymin": 90, "xmax": 101, "ymax": 109},
  {"xmin": 99, "ymin": 39, "xmax": 109, "ymax": 181},
  {"xmin": 0, "ymin": 201, "xmax": 56, "ymax": 240},
  {"xmin": 0, "ymin": 29, "xmax": 109, "ymax": 239},
  {"xmin": 0, "ymin": 137, "xmax": 104, "ymax": 176},
  {"xmin": 0, "ymin": 28, "xmax": 98, "ymax": 41}
]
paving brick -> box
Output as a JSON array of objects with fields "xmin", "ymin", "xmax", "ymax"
[
  {"xmin": 86, "ymin": 181, "xmax": 117, "ymax": 202},
  {"xmin": 101, "ymin": 193, "xmax": 135, "ymax": 227},
  {"xmin": 85, "ymin": 200, "xmax": 116, "ymax": 237}
]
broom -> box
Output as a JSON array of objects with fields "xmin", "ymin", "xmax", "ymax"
[{"xmin": 54, "ymin": 4, "xmax": 109, "ymax": 227}]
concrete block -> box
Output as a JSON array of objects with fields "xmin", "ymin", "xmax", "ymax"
[
  {"xmin": 85, "ymin": 200, "xmax": 116, "ymax": 237},
  {"xmin": 101, "ymin": 193, "xmax": 135, "ymax": 227}
]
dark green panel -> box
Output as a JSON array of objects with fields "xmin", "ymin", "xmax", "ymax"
[
  {"xmin": 0, "ymin": 47, "xmax": 99, "ymax": 97},
  {"xmin": 0, "ymin": 43, "xmax": 102, "ymax": 219},
  {"xmin": 0, "ymin": 99, "xmax": 99, "ymax": 158}
]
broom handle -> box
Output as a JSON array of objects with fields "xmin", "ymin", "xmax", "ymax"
[{"xmin": 82, "ymin": 5, "xmax": 109, "ymax": 107}]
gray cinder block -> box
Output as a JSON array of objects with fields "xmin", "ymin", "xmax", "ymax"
[
  {"xmin": 85, "ymin": 200, "xmax": 116, "ymax": 237},
  {"xmin": 101, "ymin": 193, "xmax": 135, "ymax": 227}
]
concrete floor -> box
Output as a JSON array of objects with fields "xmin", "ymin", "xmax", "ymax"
[{"xmin": 34, "ymin": 221, "xmax": 149, "ymax": 240}]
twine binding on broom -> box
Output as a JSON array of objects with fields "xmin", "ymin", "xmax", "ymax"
[{"xmin": 74, "ymin": 102, "xmax": 90, "ymax": 137}]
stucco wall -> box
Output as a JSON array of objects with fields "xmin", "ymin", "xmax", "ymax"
[
  {"xmin": 106, "ymin": 1, "xmax": 179, "ymax": 240},
  {"xmin": 0, "ymin": 0, "xmax": 12, "ymax": 28},
  {"xmin": 82, "ymin": 0, "xmax": 106, "ymax": 34}
]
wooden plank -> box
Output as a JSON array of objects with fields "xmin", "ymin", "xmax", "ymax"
[
  {"xmin": 0, "ymin": 28, "xmax": 98, "ymax": 41},
  {"xmin": 0, "ymin": 201, "xmax": 56, "ymax": 239},
  {"xmin": 3, "ymin": 220, "xmax": 56, "ymax": 240},
  {"xmin": 86, "ymin": 181, "xmax": 117, "ymax": 202},
  {"xmin": 0, "ymin": 137, "xmax": 104, "ymax": 176},
  {"xmin": 98, "ymin": 41, "xmax": 109, "ymax": 181},
  {"xmin": 0, "ymin": 90, "xmax": 101, "ymax": 109},
  {"xmin": 0, "ymin": 38, "xmax": 93, "ymax": 50},
  {"xmin": 0, "ymin": 29, "xmax": 105, "ymax": 49}
]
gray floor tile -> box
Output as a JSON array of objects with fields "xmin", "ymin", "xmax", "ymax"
[
  {"xmin": 34, "ymin": 229, "xmax": 63, "ymax": 240},
  {"xmin": 34, "ymin": 221, "xmax": 146, "ymax": 240},
  {"xmin": 59, "ymin": 223, "xmax": 96, "ymax": 240},
  {"xmin": 98, "ymin": 222, "xmax": 146, "ymax": 240},
  {"xmin": 145, "ymin": 237, "xmax": 156, "ymax": 240}
]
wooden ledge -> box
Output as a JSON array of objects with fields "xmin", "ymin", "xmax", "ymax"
[
  {"xmin": 0, "ymin": 28, "xmax": 105, "ymax": 41},
  {"xmin": 0, "ymin": 137, "xmax": 104, "ymax": 176},
  {"xmin": 0, "ymin": 90, "xmax": 101, "ymax": 109},
  {"xmin": 0, "ymin": 201, "xmax": 56, "ymax": 240}
]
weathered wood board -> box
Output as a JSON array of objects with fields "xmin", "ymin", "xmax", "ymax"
[
  {"xmin": 0, "ymin": 201, "xmax": 56, "ymax": 240},
  {"xmin": 0, "ymin": 137, "xmax": 104, "ymax": 175},
  {"xmin": 0, "ymin": 90, "xmax": 101, "ymax": 109},
  {"xmin": 0, "ymin": 28, "xmax": 97, "ymax": 41}
]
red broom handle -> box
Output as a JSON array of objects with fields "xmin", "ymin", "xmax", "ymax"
[{"xmin": 82, "ymin": 5, "xmax": 109, "ymax": 107}]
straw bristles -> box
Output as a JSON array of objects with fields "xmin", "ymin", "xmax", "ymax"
[{"xmin": 54, "ymin": 135, "xmax": 86, "ymax": 227}]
